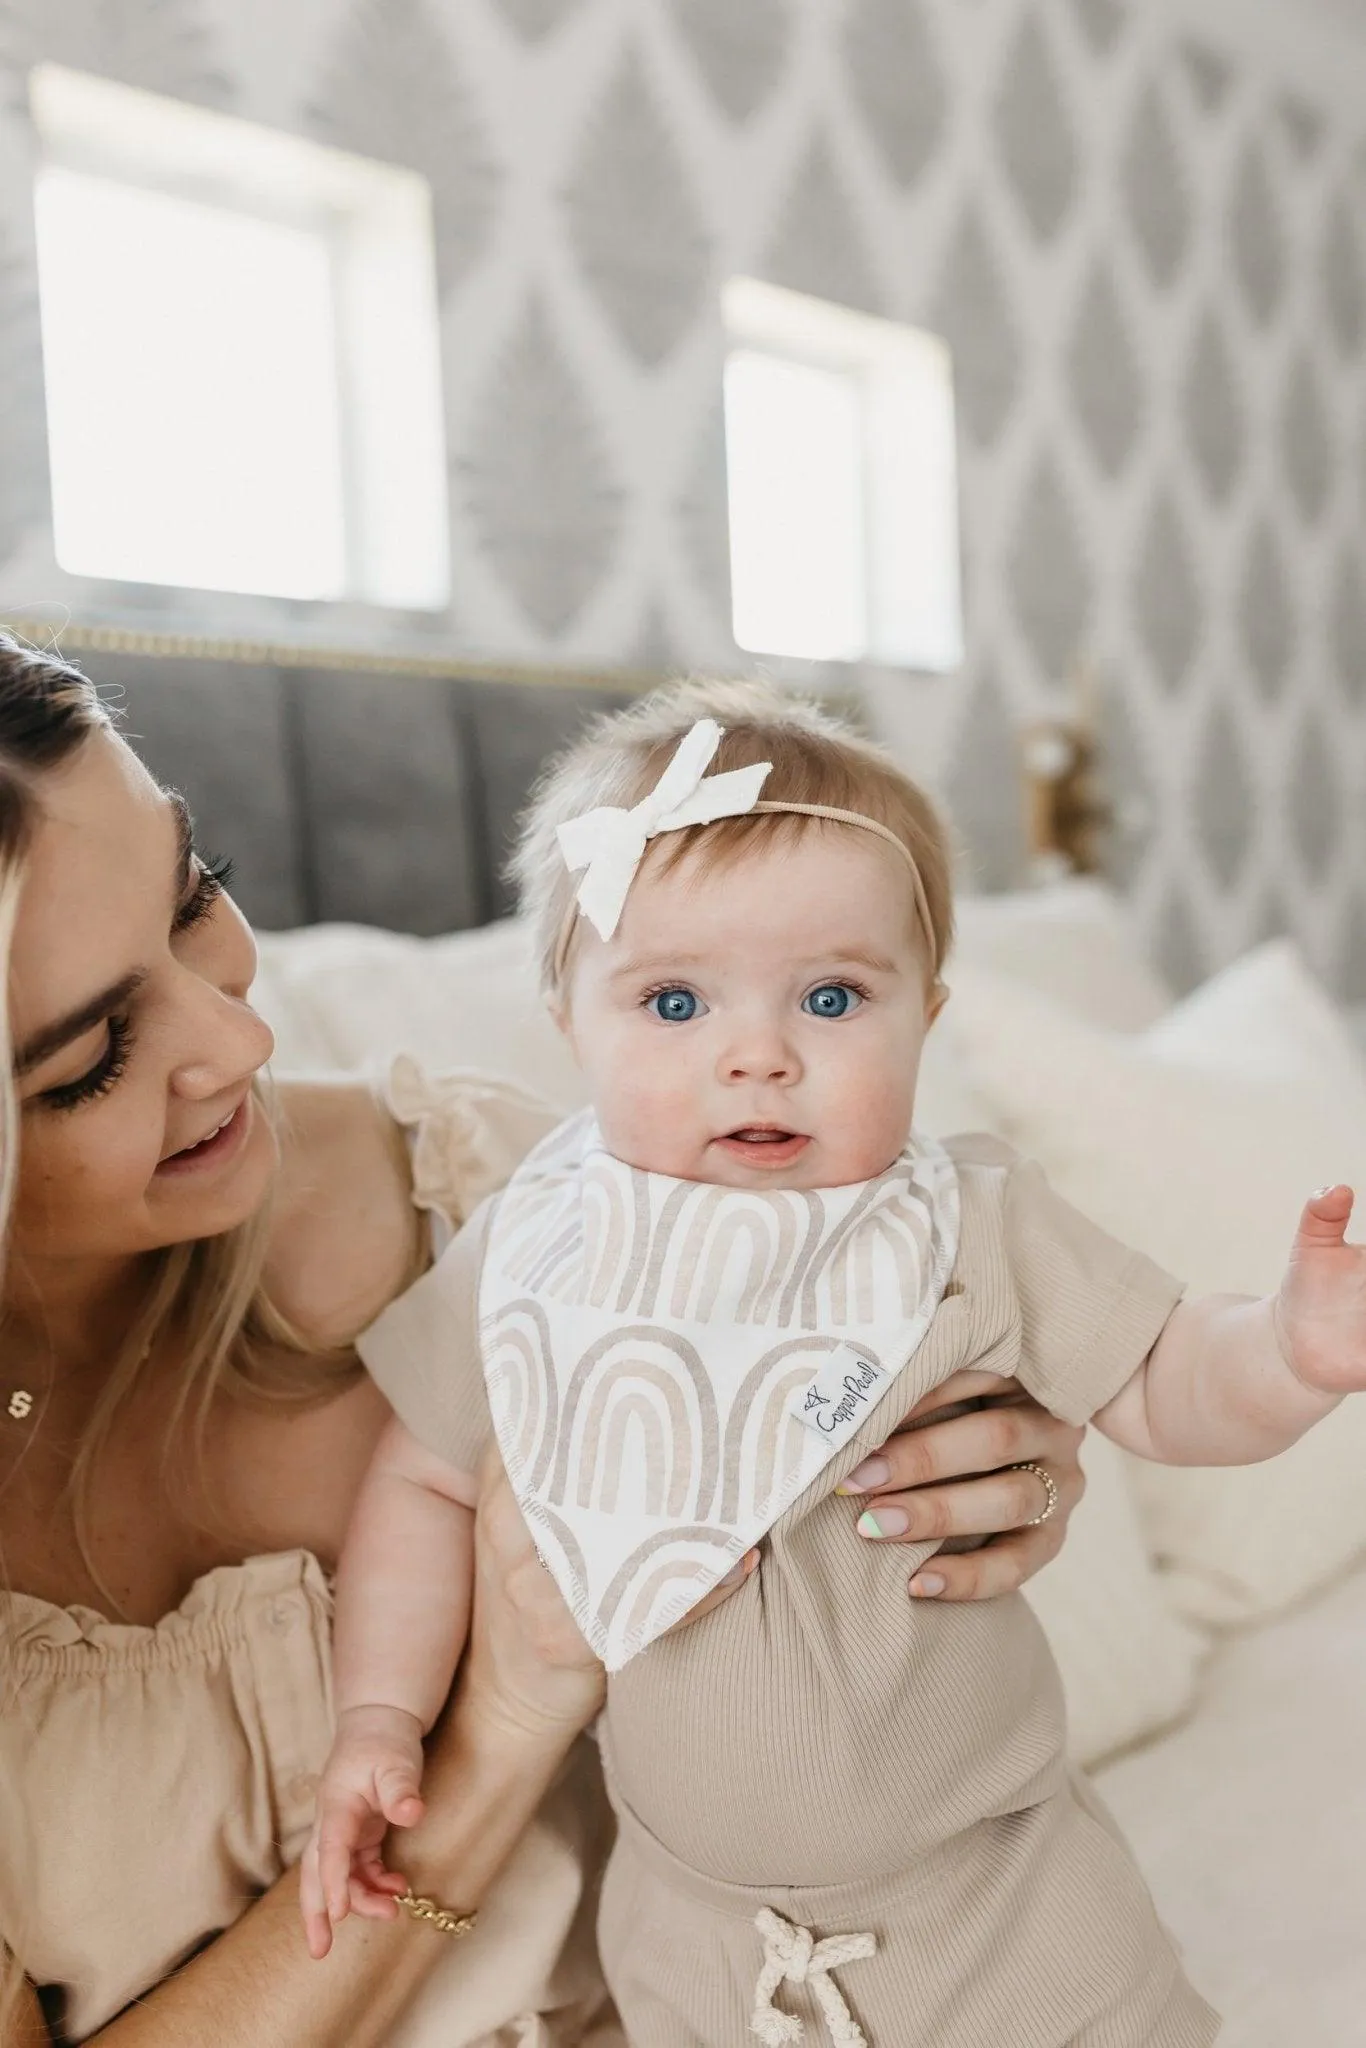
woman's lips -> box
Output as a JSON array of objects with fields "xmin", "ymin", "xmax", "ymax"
[
  {"xmin": 156, "ymin": 1095, "xmax": 253, "ymax": 1178},
  {"xmin": 714, "ymin": 1128, "xmax": 811, "ymax": 1169}
]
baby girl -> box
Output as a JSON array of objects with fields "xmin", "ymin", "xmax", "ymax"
[{"xmin": 303, "ymin": 681, "xmax": 1366, "ymax": 2046}]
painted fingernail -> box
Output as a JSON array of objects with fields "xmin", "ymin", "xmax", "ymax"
[
  {"xmin": 910, "ymin": 1572, "xmax": 945, "ymax": 1598},
  {"xmin": 837, "ymin": 1456, "xmax": 890, "ymax": 1496},
  {"xmin": 857, "ymin": 1507, "xmax": 908, "ymax": 1539}
]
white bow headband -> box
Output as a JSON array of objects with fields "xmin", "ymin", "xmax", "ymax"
[{"xmin": 554, "ymin": 718, "xmax": 936, "ymax": 974}]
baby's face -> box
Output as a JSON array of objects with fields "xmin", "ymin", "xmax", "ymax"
[{"xmin": 558, "ymin": 829, "xmax": 941, "ymax": 1190}]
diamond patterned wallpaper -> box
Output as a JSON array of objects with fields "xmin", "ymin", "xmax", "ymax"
[
  {"xmin": 0, "ymin": 0, "xmax": 1364, "ymax": 996},
  {"xmin": 307, "ymin": 0, "xmax": 499, "ymax": 295}
]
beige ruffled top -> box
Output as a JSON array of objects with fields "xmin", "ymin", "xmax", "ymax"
[{"xmin": 0, "ymin": 1066, "xmax": 618, "ymax": 2048}]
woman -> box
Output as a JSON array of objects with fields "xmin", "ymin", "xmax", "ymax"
[{"xmin": 0, "ymin": 635, "xmax": 1085, "ymax": 2047}]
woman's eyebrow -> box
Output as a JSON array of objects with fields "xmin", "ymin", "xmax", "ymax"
[
  {"xmin": 168, "ymin": 789, "xmax": 194, "ymax": 905},
  {"xmin": 14, "ymin": 970, "xmax": 148, "ymax": 1077}
]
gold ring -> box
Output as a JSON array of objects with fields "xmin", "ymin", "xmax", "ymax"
[{"xmin": 1012, "ymin": 1462, "xmax": 1059, "ymax": 1527}]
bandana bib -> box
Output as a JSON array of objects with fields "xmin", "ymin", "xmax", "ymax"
[{"xmin": 480, "ymin": 1112, "xmax": 960, "ymax": 1669}]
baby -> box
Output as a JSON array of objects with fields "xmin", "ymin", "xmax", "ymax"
[{"xmin": 304, "ymin": 681, "xmax": 1366, "ymax": 2047}]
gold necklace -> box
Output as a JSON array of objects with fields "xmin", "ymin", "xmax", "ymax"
[{"xmin": 3, "ymin": 1333, "xmax": 153, "ymax": 1422}]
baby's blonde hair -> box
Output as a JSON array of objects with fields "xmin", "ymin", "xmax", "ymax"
[{"xmin": 509, "ymin": 678, "xmax": 956, "ymax": 994}]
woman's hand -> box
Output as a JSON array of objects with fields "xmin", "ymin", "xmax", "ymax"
[
  {"xmin": 456, "ymin": 1444, "xmax": 605, "ymax": 1749},
  {"xmin": 834, "ymin": 1373, "xmax": 1085, "ymax": 1599}
]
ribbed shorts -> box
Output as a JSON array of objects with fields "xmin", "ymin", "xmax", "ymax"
[{"xmin": 597, "ymin": 1778, "xmax": 1220, "ymax": 2048}]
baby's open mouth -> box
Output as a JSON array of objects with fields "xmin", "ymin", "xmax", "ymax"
[{"xmin": 716, "ymin": 1126, "xmax": 811, "ymax": 1165}]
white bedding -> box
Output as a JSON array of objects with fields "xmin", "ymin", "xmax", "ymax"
[{"xmin": 1098, "ymin": 1566, "xmax": 1366, "ymax": 2047}]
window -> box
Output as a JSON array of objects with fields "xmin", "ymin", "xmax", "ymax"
[
  {"xmin": 722, "ymin": 278, "xmax": 964, "ymax": 672},
  {"xmin": 29, "ymin": 65, "xmax": 451, "ymax": 610}
]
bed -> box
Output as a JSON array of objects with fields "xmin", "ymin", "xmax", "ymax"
[
  {"xmin": 57, "ymin": 627, "xmax": 1366, "ymax": 2046},
  {"xmin": 60, "ymin": 634, "xmax": 638, "ymax": 935}
]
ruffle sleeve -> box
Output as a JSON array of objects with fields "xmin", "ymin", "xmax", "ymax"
[{"xmin": 384, "ymin": 1054, "xmax": 563, "ymax": 1242}]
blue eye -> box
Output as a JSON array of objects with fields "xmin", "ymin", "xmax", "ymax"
[
  {"xmin": 802, "ymin": 983, "xmax": 861, "ymax": 1019},
  {"xmin": 647, "ymin": 987, "xmax": 702, "ymax": 1023}
]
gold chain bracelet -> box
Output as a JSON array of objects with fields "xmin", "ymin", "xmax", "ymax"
[{"xmin": 396, "ymin": 1888, "xmax": 478, "ymax": 1939}]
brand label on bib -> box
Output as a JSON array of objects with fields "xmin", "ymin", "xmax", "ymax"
[{"xmin": 788, "ymin": 1346, "xmax": 888, "ymax": 1449}]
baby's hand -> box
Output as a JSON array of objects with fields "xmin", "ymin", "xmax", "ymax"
[
  {"xmin": 1274, "ymin": 1187, "xmax": 1366, "ymax": 1398},
  {"xmin": 299, "ymin": 1704, "xmax": 426, "ymax": 1960}
]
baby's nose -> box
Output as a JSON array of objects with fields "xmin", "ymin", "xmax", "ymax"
[
  {"xmin": 726, "ymin": 1055, "xmax": 792, "ymax": 1081},
  {"xmin": 723, "ymin": 1030, "xmax": 798, "ymax": 1083}
]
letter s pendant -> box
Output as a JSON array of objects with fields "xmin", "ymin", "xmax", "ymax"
[{"xmin": 6, "ymin": 1389, "xmax": 32, "ymax": 1421}]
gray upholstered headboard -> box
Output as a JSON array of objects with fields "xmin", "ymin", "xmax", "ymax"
[{"xmin": 64, "ymin": 637, "xmax": 639, "ymax": 935}]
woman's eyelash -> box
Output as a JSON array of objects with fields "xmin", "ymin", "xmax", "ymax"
[
  {"xmin": 174, "ymin": 853, "xmax": 234, "ymax": 933},
  {"xmin": 40, "ymin": 1015, "xmax": 135, "ymax": 1114},
  {"xmin": 32, "ymin": 852, "xmax": 230, "ymax": 1114}
]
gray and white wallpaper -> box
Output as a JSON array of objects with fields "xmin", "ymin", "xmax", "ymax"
[{"xmin": 1, "ymin": 0, "xmax": 1365, "ymax": 994}]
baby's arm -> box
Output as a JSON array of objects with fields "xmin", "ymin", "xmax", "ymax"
[
  {"xmin": 1096, "ymin": 1186, "xmax": 1359, "ymax": 1463},
  {"xmin": 302, "ymin": 1416, "xmax": 477, "ymax": 1959}
]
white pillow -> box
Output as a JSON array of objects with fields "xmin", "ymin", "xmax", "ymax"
[
  {"xmin": 954, "ymin": 880, "xmax": 1173, "ymax": 1031},
  {"xmin": 1024, "ymin": 1432, "xmax": 1205, "ymax": 1766},
  {"xmin": 919, "ymin": 881, "xmax": 1171, "ymax": 1139},
  {"xmin": 949, "ymin": 941, "xmax": 1366, "ymax": 1626},
  {"xmin": 913, "ymin": 1023, "xmax": 998, "ymax": 1141},
  {"xmin": 248, "ymin": 943, "xmax": 342, "ymax": 1073},
  {"xmin": 254, "ymin": 918, "xmax": 587, "ymax": 1109}
]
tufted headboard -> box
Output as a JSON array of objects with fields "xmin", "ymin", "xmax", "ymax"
[{"xmin": 50, "ymin": 633, "xmax": 640, "ymax": 935}]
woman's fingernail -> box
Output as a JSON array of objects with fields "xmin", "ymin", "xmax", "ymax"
[
  {"xmin": 837, "ymin": 1456, "xmax": 890, "ymax": 1496},
  {"xmin": 857, "ymin": 1507, "xmax": 909, "ymax": 1539},
  {"xmin": 910, "ymin": 1572, "xmax": 945, "ymax": 1598},
  {"xmin": 742, "ymin": 1548, "xmax": 760, "ymax": 1574}
]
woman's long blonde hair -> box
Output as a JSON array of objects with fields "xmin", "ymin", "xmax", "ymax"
[
  {"xmin": 0, "ymin": 633, "xmax": 353, "ymax": 1521},
  {"xmin": 0, "ymin": 633, "xmax": 361, "ymax": 2022}
]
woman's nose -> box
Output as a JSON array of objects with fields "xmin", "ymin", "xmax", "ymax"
[{"xmin": 170, "ymin": 986, "xmax": 275, "ymax": 1100}]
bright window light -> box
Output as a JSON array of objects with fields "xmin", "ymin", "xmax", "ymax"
[
  {"xmin": 722, "ymin": 278, "xmax": 964, "ymax": 673},
  {"xmin": 29, "ymin": 65, "xmax": 451, "ymax": 610},
  {"xmin": 725, "ymin": 351, "xmax": 867, "ymax": 662},
  {"xmin": 37, "ymin": 171, "xmax": 348, "ymax": 600}
]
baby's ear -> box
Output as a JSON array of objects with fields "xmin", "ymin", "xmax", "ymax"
[{"xmin": 545, "ymin": 990, "xmax": 572, "ymax": 1043}]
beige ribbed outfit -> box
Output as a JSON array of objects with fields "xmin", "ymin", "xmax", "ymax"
[
  {"xmin": 360, "ymin": 1131, "xmax": 1222, "ymax": 2048},
  {"xmin": 0, "ymin": 1066, "xmax": 621, "ymax": 2048}
]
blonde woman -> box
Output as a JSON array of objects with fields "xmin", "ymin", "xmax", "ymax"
[{"xmin": 0, "ymin": 635, "xmax": 1086, "ymax": 2048}]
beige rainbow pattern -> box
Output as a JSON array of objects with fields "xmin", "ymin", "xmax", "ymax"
[{"xmin": 480, "ymin": 1111, "xmax": 960, "ymax": 1669}]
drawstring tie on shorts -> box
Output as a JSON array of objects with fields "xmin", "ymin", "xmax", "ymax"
[{"xmin": 750, "ymin": 1907, "xmax": 877, "ymax": 2047}]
